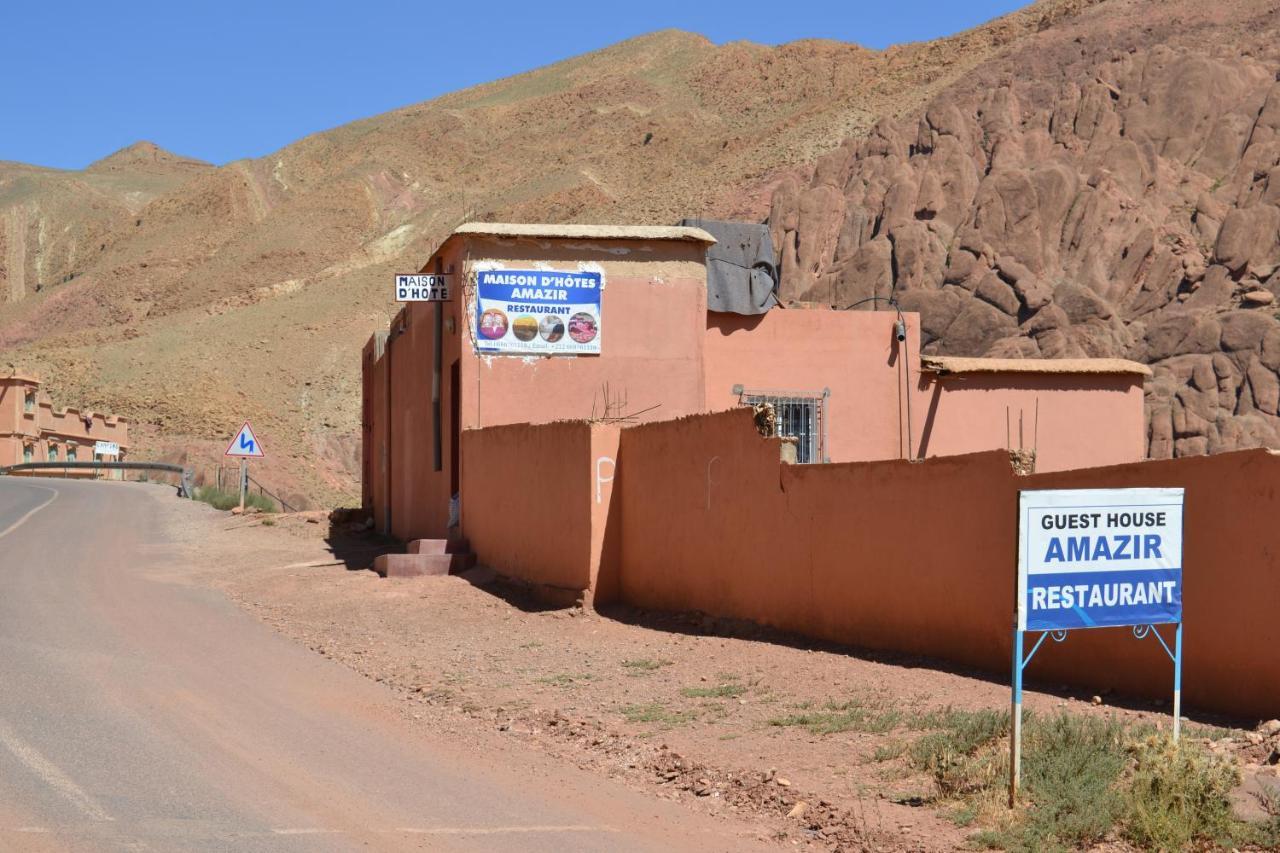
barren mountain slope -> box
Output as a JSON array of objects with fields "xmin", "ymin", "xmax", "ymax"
[
  {"xmin": 771, "ymin": 0, "xmax": 1280, "ymax": 459},
  {"xmin": 0, "ymin": 5, "xmax": 1092, "ymax": 506},
  {"xmin": 0, "ymin": 142, "xmax": 210, "ymax": 305}
]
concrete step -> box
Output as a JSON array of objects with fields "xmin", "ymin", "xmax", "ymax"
[
  {"xmin": 372, "ymin": 553, "xmax": 465, "ymax": 578},
  {"xmin": 406, "ymin": 537, "xmax": 471, "ymax": 556}
]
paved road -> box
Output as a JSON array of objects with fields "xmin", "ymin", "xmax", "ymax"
[{"xmin": 0, "ymin": 478, "xmax": 770, "ymax": 852}]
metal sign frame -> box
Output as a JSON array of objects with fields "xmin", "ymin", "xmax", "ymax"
[{"xmin": 1010, "ymin": 487, "xmax": 1185, "ymax": 807}]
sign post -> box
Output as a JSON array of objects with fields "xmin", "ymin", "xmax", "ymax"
[
  {"xmin": 1011, "ymin": 487, "xmax": 1185, "ymax": 807},
  {"xmin": 224, "ymin": 422, "xmax": 265, "ymax": 512}
]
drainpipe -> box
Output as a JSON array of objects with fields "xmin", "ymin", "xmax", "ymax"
[
  {"xmin": 384, "ymin": 324, "xmax": 394, "ymax": 536},
  {"xmin": 432, "ymin": 257, "xmax": 443, "ymax": 473}
]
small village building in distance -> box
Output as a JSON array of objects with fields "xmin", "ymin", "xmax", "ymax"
[
  {"xmin": 362, "ymin": 221, "xmax": 1151, "ymax": 542},
  {"xmin": 0, "ymin": 373, "xmax": 129, "ymax": 474}
]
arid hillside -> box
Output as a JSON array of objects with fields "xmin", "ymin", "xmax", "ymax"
[
  {"xmin": 0, "ymin": 4, "xmax": 1088, "ymax": 506},
  {"xmin": 771, "ymin": 0, "xmax": 1280, "ymax": 458}
]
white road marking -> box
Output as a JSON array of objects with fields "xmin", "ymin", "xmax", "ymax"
[
  {"xmin": 395, "ymin": 825, "xmax": 619, "ymax": 835},
  {"xmin": 0, "ymin": 484, "xmax": 58, "ymax": 541},
  {"xmin": 0, "ymin": 719, "xmax": 113, "ymax": 822},
  {"xmin": 271, "ymin": 828, "xmax": 341, "ymax": 835}
]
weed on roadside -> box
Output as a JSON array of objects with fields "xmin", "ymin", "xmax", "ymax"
[
  {"xmin": 1122, "ymin": 734, "xmax": 1237, "ymax": 850},
  {"xmin": 619, "ymin": 702, "xmax": 697, "ymax": 726},
  {"xmin": 536, "ymin": 673, "xmax": 594, "ymax": 687},
  {"xmin": 621, "ymin": 658, "xmax": 673, "ymax": 675},
  {"xmin": 681, "ymin": 683, "xmax": 747, "ymax": 699},
  {"xmin": 195, "ymin": 486, "xmax": 276, "ymax": 513},
  {"xmin": 770, "ymin": 697, "xmax": 903, "ymax": 736}
]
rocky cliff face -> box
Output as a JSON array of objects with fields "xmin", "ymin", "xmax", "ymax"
[{"xmin": 771, "ymin": 33, "xmax": 1280, "ymax": 459}]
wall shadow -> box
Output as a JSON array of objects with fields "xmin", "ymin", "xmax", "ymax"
[{"xmin": 593, "ymin": 604, "xmax": 1251, "ymax": 730}]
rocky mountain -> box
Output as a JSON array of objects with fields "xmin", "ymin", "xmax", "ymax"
[
  {"xmin": 0, "ymin": 7, "xmax": 1084, "ymax": 505},
  {"xmin": 769, "ymin": 0, "xmax": 1280, "ymax": 459}
]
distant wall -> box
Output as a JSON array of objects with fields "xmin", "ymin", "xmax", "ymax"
[
  {"xmin": 917, "ymin": 372, "xmax": 1146, "ymax": 473},
  {"xmin": 703, "ymin": 309, "xmax": 1146, "ymax": 473},
  {"xmin": 616, "ymin": 408, "xmax": 1280, "ymax": 719},
  {"xmin": 704, "ymin": 310, "xmax": 919, "ymax": 463}
]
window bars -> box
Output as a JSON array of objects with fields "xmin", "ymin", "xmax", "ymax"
[{"xmin": 736, "ymin": 387, "xmax": 830, "ymax": 464}]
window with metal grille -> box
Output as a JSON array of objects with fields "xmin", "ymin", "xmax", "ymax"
[{"xmin": 735, "ymin": 387, "xmax": 830, "ymax": 464}]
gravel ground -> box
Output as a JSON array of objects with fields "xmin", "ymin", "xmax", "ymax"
[{"xmin": 156, "ymin": 495, "xmax": 1276, "ymax": 851}]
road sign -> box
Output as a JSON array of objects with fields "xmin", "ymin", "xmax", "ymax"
[
  {"xmin": 224, "ymin": 422, "xmax": 265, "ymax": 458},
  {"xmin": 93, "ymin": 441, "xmax": 120, "ymax": 457},
  {"xmin": 1010, "ymin": 487, "xmax": 1186, "ymax": 807},
  {"xmin": 395, "ymin": 274, "xmax": 450, "ymax": 302}
]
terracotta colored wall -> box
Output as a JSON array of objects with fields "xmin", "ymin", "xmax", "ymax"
[
  {"xmin": 460, "ymin": 420, "xmax": 620, "ymax": 600},
  {"xmin": 705, "ymin": 310, "xmax": 920, "ymax": 462},
  {"xmin": 617, "ymin": 408, "xmax": 1279, "ymax": 719},
  {"xmin": 916, "ymin": 372, "xmax": 1146, "ymax": 472},
  {"xmin": 458, "ymin": 237, "xmax": 709, "ymax": 433},
  {"xmin": 363, "ymin": 234, "xmax": 708, "ymax": 543},
  {"xmin": 703, "ymin": 310, "xmax": 1144, "ymax": 473},
  {"xmin": 383, "ymin": 298, "xmax": 463, "ymax": 541},
  {"xmin": 361, "ymin": 334, "xmax": 389, "ymax": 528}
]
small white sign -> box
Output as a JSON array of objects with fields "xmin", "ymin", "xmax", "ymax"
[
  {"xmin": 224, "ymin": 422, "xmax": 265, "ymax": 458},
  {"xmin": 93, "ymin": 441, "xmax": 120, "ymax": 457},
  {"xmin": 395, "ymin": 274, "xmax": 450, "ymax": 302}
]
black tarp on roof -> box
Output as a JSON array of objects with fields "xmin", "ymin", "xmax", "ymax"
[{"xmin": 679, "ymin": 218, "xmax": 779, "ymax": 315}]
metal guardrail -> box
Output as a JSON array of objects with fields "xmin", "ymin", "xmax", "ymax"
[{"xmin": 0, "ymin": 461, "xmax": 196, "ymax": 498}]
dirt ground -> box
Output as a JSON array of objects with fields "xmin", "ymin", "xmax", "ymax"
[{"xmin": 159, "ymin": 497, "xmax": 1278, "ymax": 851}]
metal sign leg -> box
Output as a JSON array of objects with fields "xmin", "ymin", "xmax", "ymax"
[
  {"xmin": 1010, "ymin": 628, "xmax": 1023, "ymax": 808},
  {"xmin": 1173, "ymin": 622, "xmax": 1183, "ymax": 743}
]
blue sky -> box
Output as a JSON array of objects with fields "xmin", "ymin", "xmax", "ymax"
[{"xmin": 1, "ymin": 1, "xmax": 1025, "ymax": 170}]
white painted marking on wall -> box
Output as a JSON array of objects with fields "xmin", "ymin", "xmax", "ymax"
[
  {"xmin": 394, "ymin": 825, "xmax": 618, "ymax": 836},
  {"xmin": 0, "ymin": 485, "xmax": 58, "ymax": 541},
  {"xmin": 595, "ymin": 456, "xmax": 615, "ymax": 504},
  {"xmin": 706, "ymin": 456, "xmax": 720, "ymax": 510},
  {"xmin": 0, "ymin": 719, "xmax": 112, "ymax": 821}
]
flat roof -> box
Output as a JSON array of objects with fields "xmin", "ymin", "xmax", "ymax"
[
  {"xmin": 921, "ymin": 355, "xmax": 1152, "ymax": 377},
  {"xmin": 0, "ymin": 373, "xmax": 39, "ymax": 384},
  {"xmin": 453, "ymin": 222, "xmax": 717, "ymax": 244}
]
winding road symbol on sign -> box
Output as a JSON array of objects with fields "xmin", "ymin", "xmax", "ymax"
[{"xmin": 224, "ymin": 422, "xmax": 265, "ymax": 458}]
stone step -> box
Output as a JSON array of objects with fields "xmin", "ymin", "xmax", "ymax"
[
  {"xmin": 406, "ymin": 537, "xmax": 471, "ymax": 556},
  {"xmin": 372, "ymin": 553, "xmax": 466, "ymax": 578}
]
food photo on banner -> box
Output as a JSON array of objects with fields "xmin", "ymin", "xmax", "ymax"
[{"xmin": 474, "ymin": 269, "xmax": 602, "ymax": 354}]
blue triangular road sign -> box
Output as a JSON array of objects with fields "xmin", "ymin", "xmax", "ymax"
[{"xmin": 225, "ymin": 422, "xmax": 266, "ymax": 458}]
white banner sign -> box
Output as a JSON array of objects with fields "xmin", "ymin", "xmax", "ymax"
[
  {"xmin": 1017, "ymin": 488, "xmax": 1184, "ymax": 632},
  {"xmin": 93, "ymin": 441, "xmax": 119, "ymax": 457},
  {"xmin": 475, "ymin": 269, "xmax": 602, "ymax": 355}
]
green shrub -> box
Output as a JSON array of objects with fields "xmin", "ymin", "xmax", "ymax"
[
  {"xmin": 194, "ymin": 486, "xmax": 276, "ymax": 513},
  {"xmin": 908, "ymin": 709, "xmax": 1009, "ymax": 797},
  {"xmin": 1122, "ymin": 735, "xmax": 1238, "ymax": 851},
  {"xmin": 769, "ymin": 698, "xmax": 901, "ymax": 735},
  {"xmin": 989, "ymin": 715, "xmax": 1128, "ymax": 852},
  {"xmin": 681, "ymin": 683, "xmax": 746, "ymax": 699}
]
